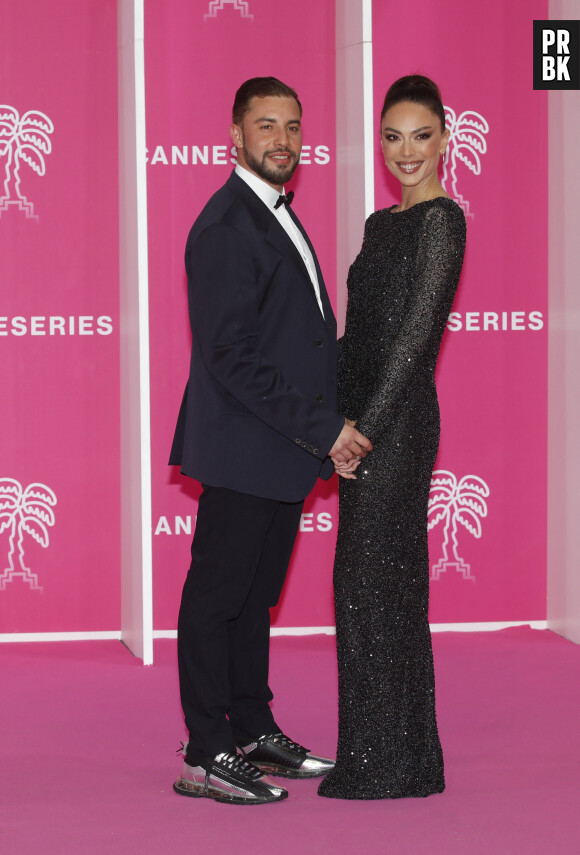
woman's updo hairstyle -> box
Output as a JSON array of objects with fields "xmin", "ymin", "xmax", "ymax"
[{"xmin": 381, "ymin": 74, "xmax": 446, "ymax": 132}]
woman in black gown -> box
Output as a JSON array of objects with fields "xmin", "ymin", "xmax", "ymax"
[{"xmin": 318, "ymin": 76, "xmax": 466, "ymax": 800}]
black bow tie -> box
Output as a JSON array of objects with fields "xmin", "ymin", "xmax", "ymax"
[{"xmin": 274, "ymin": 190, "xmax": 294, "ymax": 209}]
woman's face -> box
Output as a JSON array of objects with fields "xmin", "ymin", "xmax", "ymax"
[{"xmin": 380, "ymin": 100, "xmax": 449, "ymax": 193}]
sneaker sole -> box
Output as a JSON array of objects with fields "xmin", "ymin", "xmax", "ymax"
[{"xmin": 173, "ymin": 778, "xmax": 288, "ymax": 805}]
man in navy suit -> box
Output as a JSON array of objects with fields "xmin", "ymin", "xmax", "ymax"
[{"xmin": 170, "ymin": 77, "xmax": 371, "ymax": 805}]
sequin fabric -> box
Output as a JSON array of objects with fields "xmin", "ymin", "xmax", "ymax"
[{"xmin": 318, "ymin": 198, "xmax": 466, "ymax": 800}]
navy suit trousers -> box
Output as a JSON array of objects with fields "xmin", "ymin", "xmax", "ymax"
[{"xmin": 177, "ymin": 485, "xmax": 304, "ymax": 763}]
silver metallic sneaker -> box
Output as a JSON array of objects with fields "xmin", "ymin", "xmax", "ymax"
[
  {"xmin": 238, "ymin": 732, "xmax": 335, "ymax": 778},
  {"xmin": 173, "ymin": 751, "xmax": 288, "ymax": 805}
]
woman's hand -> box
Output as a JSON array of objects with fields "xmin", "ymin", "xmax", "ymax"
[
  {"xmin": 330, "ymin": 417, "xmax": 367, "ymax": 478},
  {"xmin": 328, "ymin": 419, "xmax": 372, "ymax": 469},
  {"xmin": 332, "ymin": 455, "xmax": 361, "ymax": 480}
]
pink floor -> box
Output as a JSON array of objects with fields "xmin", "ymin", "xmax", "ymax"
[{"xmin": 1, "ymin": 628, "xmax": 579, "ymax": 855}]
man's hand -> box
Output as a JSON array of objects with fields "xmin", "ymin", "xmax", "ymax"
[{"xmin": 328, "ymin": 420, "xmax": 372, "ymax": 466}]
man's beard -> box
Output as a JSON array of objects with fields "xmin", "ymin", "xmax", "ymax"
[{"xmin": 242, "ymin": 145, "xmax": 299, "ymax": 186}]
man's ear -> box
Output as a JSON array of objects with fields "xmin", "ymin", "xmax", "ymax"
[{"xmin": 230, "ymin": 123, "xmax": 243, "ymax": 147}]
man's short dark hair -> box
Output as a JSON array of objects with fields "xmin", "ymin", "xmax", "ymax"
[{"xmin": 232, "ymin": 77, "xmax": 302, "ymax": 126}]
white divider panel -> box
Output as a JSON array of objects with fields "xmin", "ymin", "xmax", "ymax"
[
  {"xmin": 335, "ymin": 0, "xmax": 374, "ymax": 334},
  {"xmin": 118, "ymin": 0, "xmax": 153, "ymax": 664},
  {"xmin": 547, "ymin": 1, "xmax": 580, "ymax": 644}
]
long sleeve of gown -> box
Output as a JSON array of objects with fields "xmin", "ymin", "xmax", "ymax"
[{"xmin": 357, "ymin": 203, "xmax": 465, "ymax": 443}]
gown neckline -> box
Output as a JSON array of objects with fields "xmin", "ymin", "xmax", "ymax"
[{"xmin": 387, "ymin": 196, "xmax": 455, "ymax": 215}]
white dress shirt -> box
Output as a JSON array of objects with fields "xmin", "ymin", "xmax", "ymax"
[{"xmin": 235, "ymin": 164, "xmax": 324, "ymax": 318}]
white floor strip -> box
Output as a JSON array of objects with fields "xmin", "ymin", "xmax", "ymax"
[
  {"xmin": 0, "ymin": 621, "xmax": 548, "ymax": 644},
  {"xmin": 0, "ymin": 631, "xmax": 122, "ymax": 643},
  {"xmin": 153, "ymin": 620, "xmax": 549, "ymax": 639},
  {"xmin": 430, "ymin": 620, "xmax": 547, "ymax": 633}
]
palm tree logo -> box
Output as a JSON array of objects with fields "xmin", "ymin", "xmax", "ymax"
[
  {"xmin": 204, "ymin": 0, "xmax": 253, "ymax": 19},
  {"xmin": 428, "ymin": 470, "xmax": 489, "ymax": 582},
  {"xmin": 0, "ymin": 478, "xmax": 57, "ymax": 591},
  {"xmin": 0, "ymin": 106, "xmax": 54, "ymax": 221},
  {"xmin": 441, "ymin": 106, "xmax": 489, "ymax": 219}
]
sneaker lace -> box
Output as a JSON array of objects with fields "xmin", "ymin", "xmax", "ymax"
[{"xmin": 217, "ymin": 751, "xmax": 263, "ymax": 780}]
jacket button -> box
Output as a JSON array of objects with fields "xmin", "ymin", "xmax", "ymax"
[
  {"xmin": 314, "ymin": 393, "xmax": 323, "ymax": 402},
  {"xmin": 301, "ymin": 441, "xmax": 308, "ymax": 448},
  {"xmin": 314, "ymin": 338, "xmax": 324, "ymax": 348},
  {"xmin": 313, "ymin": 448, "xmax": 320, "ymax": 455},
  {"xmin": 295, "ymin": 437, "xmax": 301, "ymax": 444}
]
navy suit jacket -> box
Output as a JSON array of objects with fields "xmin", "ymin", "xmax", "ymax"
[{"xmin": 169, "ymin": 171, "xmax": 344, "ymax": 502}]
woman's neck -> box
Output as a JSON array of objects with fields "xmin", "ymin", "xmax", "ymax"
[{"xmin": 398, "ymin": 178, "xmax": 448, "ymax": 212}]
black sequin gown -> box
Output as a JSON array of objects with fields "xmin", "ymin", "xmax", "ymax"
[{"xmin": 318, "ymin": 198, "xmax": 466, "ymax": 800}]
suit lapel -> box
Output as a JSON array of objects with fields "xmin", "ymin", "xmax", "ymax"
[
  {"xmin": 264, "ymin": 219, "xmax": 314, "ymax": 289},
  {"xmin": 287, "ymin": 206, "xmax": 335, "ymax": 325},
  {"xmin": 227, "ymin": 172, "xmax": 333, "ymax": 323}
]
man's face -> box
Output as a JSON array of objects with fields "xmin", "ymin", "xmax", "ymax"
[{"xmin": 230, "ymin": 95, "xmax": 302, "ymax": 190}]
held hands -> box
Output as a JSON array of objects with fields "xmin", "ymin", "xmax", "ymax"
[{"xmin": 329, "ymin": 419, "xmax": 372, "ymax": 480}]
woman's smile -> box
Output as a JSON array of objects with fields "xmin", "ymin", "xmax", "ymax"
[{"xmin": 396, "ymin": 161, "xmax": 424, "ymax": 174}]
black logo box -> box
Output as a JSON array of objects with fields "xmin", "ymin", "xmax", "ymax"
[{"xmin": 533, "ymin": 20, "xmax": 580, "ymax": 89}]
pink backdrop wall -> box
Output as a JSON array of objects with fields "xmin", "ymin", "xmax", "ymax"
[
  {"xmin": 148, "ymin": 0, "xmax": 549, "ymax": 630},
  {"xmin": 1, "ymin": 0, "xmax": 549, "ymax": 635},
  {"xmin": 0, "ymin": 1, "xmax": 120, "ymax": 631},
  {"xmin": 145, "ymin": 0, "xmax": 338, "ymax": 629},
  {"xmin": 372, "ymin": 0, "xmax": 549, "ymax": 622}
]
